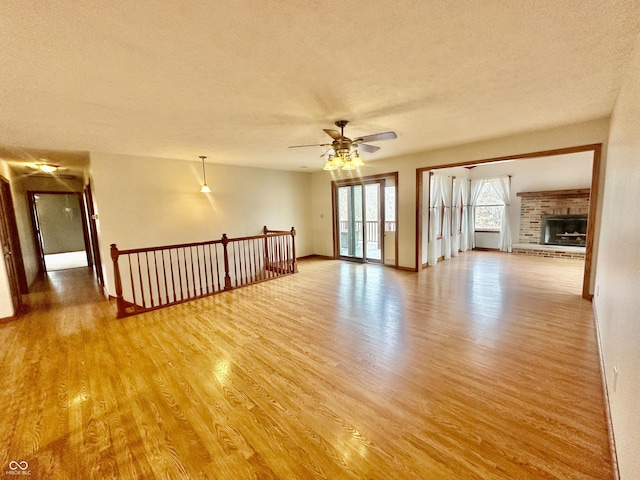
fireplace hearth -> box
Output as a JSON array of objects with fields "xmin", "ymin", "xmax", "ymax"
[{"xmin": 541, "ymin": 214, "xmax": 587, "ymax": 246}]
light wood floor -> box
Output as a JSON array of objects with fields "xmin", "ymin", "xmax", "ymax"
[{"xmin": 0, "ymin": 252, "xmax": 613, "ymax": 479}]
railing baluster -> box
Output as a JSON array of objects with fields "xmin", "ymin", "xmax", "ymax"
[
  {"xmin": 235, "ymin": 242, "xmax": 241, "ymax": 286},
  {"xmin": 204, "ymin": 244, "xmax": 210, "ymax": 294},
  {"xmin": 238, "ymin": 241, "xmax": 244, "ymax": 285},
  {"xmin": 175, "ymin": 248, "xmax": 183, "ymax": 301},
  {"xmin": 181, "ymin": 246, "xmax": 189, "ymax": 298},
  {"xmin": 251, "ymin": 238, "xmax": 257, "ymax": 283},
  {"xmin": 145, "ymin": 251, "xmax": 153, "ymax": 308},
  {"xmin": 137, "ymin": 252, "xmax": 146, "ymax": 308},
  {"xmin": 168, "ymin": 249, "xmax": 176, "ymax": 303},
  {"xmin": 153, "ymin": 251, "xmax": 161, "ymax": 306},
  {"xmin": 128, "ymin": 254, "xmax": 137, "ymax": 309},
  {"xmin": 213, "ymin": 244, "xmax": 220, "ymax": 291},
  {"xmin": 274, "ymin": 236, "xmax": 279, "ymax": 275},
  {"xmin": 201, "ymin": 244, "xmax": 209, "ymax": 295},
  {"xmin": 242, "ymin": 241, "xmax": 246, "ymax": 284},
  {"xmin": 257, "ymin": 238, "xmax": 264, "ymax": 281},
  {"xmin": 244, "ymin": 240, "xmax": 251, "ymax": 283},
  {"xmin": 161, "ymin": 249, "xmax": 168, "ymax": 305},
  {"xmin": 268, "ymin": 235, "xmax": 272, "ymax": 278},
  {"xmin": 185, "ymin": 246, "xmax": 192, "ymax": 297},
  {"xmin": 235, "ymin": 243, "xmax": 240, "ymax": 285}
]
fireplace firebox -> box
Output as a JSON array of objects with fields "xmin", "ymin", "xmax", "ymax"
[{"xmin": 540, "ymin": 214, "xmax": 588, "ymax": 246}]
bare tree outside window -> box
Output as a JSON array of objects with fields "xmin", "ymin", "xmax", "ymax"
[{"xmin": 475, "ymin": 179, "xmax": 503, "ymax": 230}]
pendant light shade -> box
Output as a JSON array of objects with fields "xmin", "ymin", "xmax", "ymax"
[
  {"xmin": 351, "ymin": 150, "xmax": 364, "ymax": 167},
  {"xmin": 199, "ymin": 156, "xmax": 211, "ymax": 193}
]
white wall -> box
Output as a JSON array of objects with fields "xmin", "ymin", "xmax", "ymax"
[
  {"xmin": 90, "ymin": 153, "xmax": 312, "ymax": 296},
  {"xmin": 311, "ymin": 118, "xmax": 608, "ymax": 274},
  {"xmin": 595, "ymin": 36, "xmax": 640, "ymax": 480},
  {"xmin": 469, "ymin": 152, "xmax": 593, "ymax": 249}
]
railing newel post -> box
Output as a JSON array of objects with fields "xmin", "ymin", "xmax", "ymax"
[
  {"xmin": 222, "ymin": 233, "xmax": 232, "ymax": 290},
  {"xmin": 110, "ymin": 243, "xmax": 125, "ymax": 317},
  {"xmin": 263, "ymin": 226, "xmax": 270, "ymax": 270},
  {"xmin": 290, "ymin": 227, "xmax": 298, "ymax": 273}
]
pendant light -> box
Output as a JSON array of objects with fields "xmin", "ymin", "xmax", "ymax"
[{"xmin": 199, "ymin": 156, "xmax": 211, "ymax": 193}]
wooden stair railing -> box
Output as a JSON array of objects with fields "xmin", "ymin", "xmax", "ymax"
[{"xmin": 110, "ymin": 226, "xmax": 297, "ymax": 318}]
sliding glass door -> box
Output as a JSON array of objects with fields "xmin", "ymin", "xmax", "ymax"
[{"xmin": 336, "ymin": 181, "xmax": 384, "ymax": 262}]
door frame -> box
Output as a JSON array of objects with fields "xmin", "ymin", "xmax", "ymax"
[
  {"xmin": 27, "ymin": 191, "xmax": 92, "ymax": 273},
  {"xmin": 415, "ymin": 143, "xmax": 601, "ymax": 299},
  {"xmin": 331, "ymin": 172, "xmax": 399, "ymax": 267},
  {"xmin": 84, "ymin": 182, "xmax": 104, "ymax": 286}
]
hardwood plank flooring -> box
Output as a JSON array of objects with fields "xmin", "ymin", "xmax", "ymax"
[{"xmin": 0, "ymin": 252, "xmax": 613, "ymax": 479}]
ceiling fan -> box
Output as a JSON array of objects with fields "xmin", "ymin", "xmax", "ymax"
[{"xmin": 289, "ymin": 120, "xmax": 397, "ymax": 170}]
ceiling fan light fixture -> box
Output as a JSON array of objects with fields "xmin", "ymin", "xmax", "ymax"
[{"xmin": 288, "ymin": 120, "xmax": 396, "ymax": 172}]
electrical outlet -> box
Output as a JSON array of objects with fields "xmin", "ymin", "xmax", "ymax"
[{"xmin": 613, "ymin": 366, "xmax": 618, "ymax": 392}]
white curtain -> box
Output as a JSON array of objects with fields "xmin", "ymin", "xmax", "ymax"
[
  {"xmin": 468, "ymin": 178, "xmax": 486, "ymax": 250},
  {"xmin": 495, "ymin": 175, "xmax": 513, "ymax": 252},
  {"xmin": 451, "ymin": 178, "xmax": 461, "ymax": 256},
  {"xmin": 427, "ymin": 173, "xmax": 442, "ymax": 266},
  {"xmin": 460, "ymin": 179, "xmax": 470, "ymax": 252},
  {"xmin": 442, "ymin": 176, "xmax": 452, "ymax": 260}
]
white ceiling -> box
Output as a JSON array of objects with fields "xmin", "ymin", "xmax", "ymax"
[{"xmin": 1, "ymin": 1, "xmax": 639, "ymax": 173}]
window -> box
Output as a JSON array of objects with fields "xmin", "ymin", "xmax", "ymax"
[{"xmin": 475, "ymin": 179, "xmax": 503, "ymax": 230}]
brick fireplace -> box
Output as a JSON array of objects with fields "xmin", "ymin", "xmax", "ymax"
[{"xmin": 513, "ymin": 189, "xmax": 590, "ymax": 259}]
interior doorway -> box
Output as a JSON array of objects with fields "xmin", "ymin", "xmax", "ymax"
[
  {"xmin": 415, "ymin": 144, "xmax": 601, "ymax": 299},
  {"xmin": 28, "ymin": 192, "xmax": 91, "ymax": 272}
]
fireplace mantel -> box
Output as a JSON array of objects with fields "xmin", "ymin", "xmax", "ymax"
[{"xmin": 517, "ymin": 188, "xmax": 590, "ymax": 198}]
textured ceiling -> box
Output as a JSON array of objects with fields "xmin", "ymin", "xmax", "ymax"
[{"xmin": 1, "ymin": 1, "xmax": 639, "ymax": 172}]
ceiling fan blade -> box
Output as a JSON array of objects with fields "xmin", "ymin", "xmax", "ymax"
[
  {"xmin": 323, "ymin": 129, "xmax": 344, "ymax": 140},
  {"xmin": 356, "ymin": 143, "xmax": 380, "ymax": 153},
  {"xmin": 354, "ymin": 131, "xmax": 397, "ymax": 143},
  {"xmin": 288, "ymin": 143, "xmax": 331, "ymax": 148}
]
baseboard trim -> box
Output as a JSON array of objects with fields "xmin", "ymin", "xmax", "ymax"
[
  {"xmin": 592, "ymin": 300, "xmax": 620, "ymax": 480},
  {"xmin": 397, "ymin": 265, "xmax": 417, "ymax": 272},
  {"xmin": 0, "ymin": 313, "xmax": 19, "ymax": 324}
]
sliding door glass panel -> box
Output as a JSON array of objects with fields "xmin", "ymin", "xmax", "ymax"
[
  {"xmin": 365, "ymin": 183, "xmax": 382, "ymax": 261},
  {"xmin": 338, "ymin": 185, "xmax": 364, "ymax": 259},
  {"xmin": 384, "ymin": 184, "xmax": 396, "ymax": 265}
]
